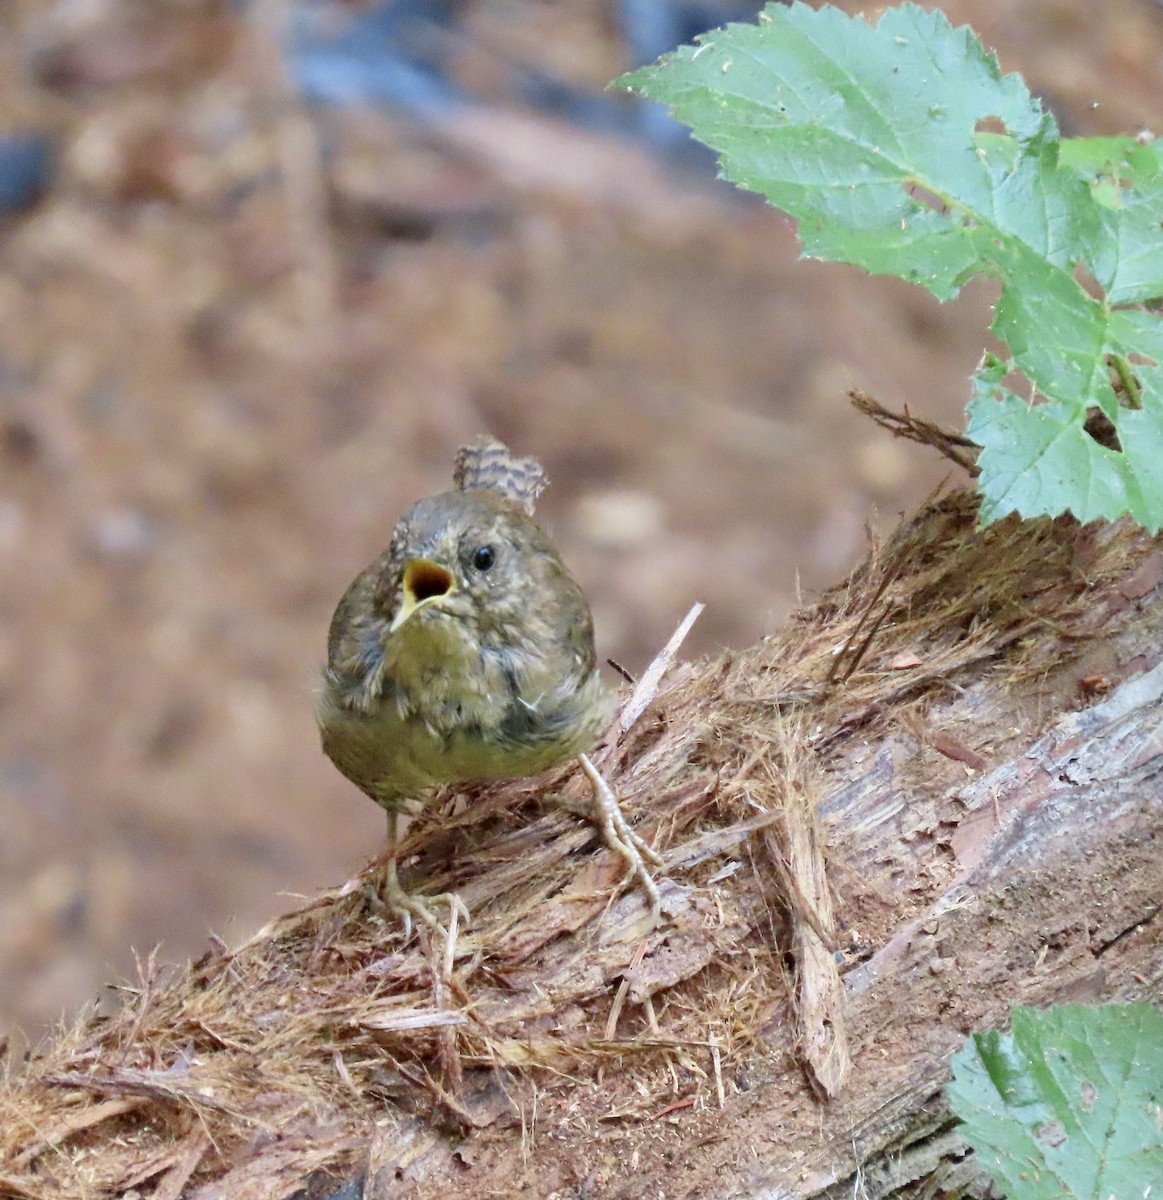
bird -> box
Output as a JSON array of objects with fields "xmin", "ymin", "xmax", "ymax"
[{"xmin": 317, "ymin": 435, "xmax": 662, "ymax": 935}]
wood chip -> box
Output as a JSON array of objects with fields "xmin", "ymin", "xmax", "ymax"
[{"xmin": 14, "ymin": 1097, "xmax": 145, "ymax": 1168}]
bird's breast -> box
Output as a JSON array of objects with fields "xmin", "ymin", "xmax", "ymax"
[{"xmin": 316, "ymin": 638, "xmax": 612, "ymax": 804}]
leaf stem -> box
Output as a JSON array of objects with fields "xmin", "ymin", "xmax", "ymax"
[{"xmin": 1110, "ymin": 354, "xmax": 1142, "ymax": 409}]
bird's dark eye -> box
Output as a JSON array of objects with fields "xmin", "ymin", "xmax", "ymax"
[{"xmin": 472, "ymin": 544, "xmax": 496, "ymax": 571}]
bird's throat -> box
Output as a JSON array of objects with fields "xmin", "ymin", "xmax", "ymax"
[{"xmin": 384, "ymin": 610, "xmax": 478, "ymax": 696}]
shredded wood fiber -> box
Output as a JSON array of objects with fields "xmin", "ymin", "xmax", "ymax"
[{"xmin": 0, "ymin": 491, "xmax": 1154, "ymax": 1200}]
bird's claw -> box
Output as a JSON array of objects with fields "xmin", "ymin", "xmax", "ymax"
[
  {"xmin": 626, "ymin": 825, "xmax": 665, "ymax": 869},
  {"xmin": 369, "ymin": 870, "xmax": 469, "ymax": 944},
  {"xmin": 578, "ymin": 753, "xmax": 664, "ymax": 926}
]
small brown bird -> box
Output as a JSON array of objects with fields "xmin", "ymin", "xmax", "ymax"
[{"xmin": 317, "ymin": 436, "xmax": 662, "ymax": 934}]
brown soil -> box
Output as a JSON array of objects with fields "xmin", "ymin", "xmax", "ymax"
[{"xmin": 0, "ymin": 0, "xmax": 1159, "ymax": 1042}]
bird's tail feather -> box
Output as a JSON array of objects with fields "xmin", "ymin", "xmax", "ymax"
[{"xmin": 453, "ymin": 435, "xmax": 547, "ymax": 515}]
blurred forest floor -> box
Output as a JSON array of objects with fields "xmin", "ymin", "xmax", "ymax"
[{"xmin": 0, "ymin": 0, "xmax": 1159, "ymax": 1042}]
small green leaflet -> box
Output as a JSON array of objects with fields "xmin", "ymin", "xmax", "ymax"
[
  {"xmin": 619, "ymin": 2, "xmax": 1163, "ymax": 531},
  {"xmin": 948, "ymin": 1004, "xmax": 1163, "ymax": 1199}
]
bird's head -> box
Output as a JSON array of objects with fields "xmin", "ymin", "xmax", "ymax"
[{"xmin": 380, "ymin": 489, "xmax": 573, "ymax": 660}]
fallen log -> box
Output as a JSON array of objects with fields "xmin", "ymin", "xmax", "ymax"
[{"xmin": 1, "ymin": 491, "xmax": 1159, "ymax": 1200}]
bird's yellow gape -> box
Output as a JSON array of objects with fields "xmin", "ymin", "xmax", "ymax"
[{"xmin": 389, "ymin": 558, "xmax": 456, "ymax": 632}]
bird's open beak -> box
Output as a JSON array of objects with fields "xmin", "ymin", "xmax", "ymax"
[{"xmin": 389, "ymin": 558, "xmax": 456, "ymax": 633}]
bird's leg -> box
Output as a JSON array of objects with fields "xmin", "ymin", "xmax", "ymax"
[
  {"xmin": 375, "ymin": 809, "xmax": 470, "ymax": 942},
  {"xmin": 578, "ymin": 753, "xmax": 663, "ymax": 924}
]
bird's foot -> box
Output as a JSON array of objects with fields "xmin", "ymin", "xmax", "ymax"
[
  {"xmin": 365, "ymin": 871, "xmax": 470, "ymax": 945},
  {"xmin": 578, "ymin": 753, "xmax": 664, "ymax": 925}
]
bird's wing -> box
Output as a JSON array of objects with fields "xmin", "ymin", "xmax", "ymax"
[{"xmin": 453, "ymin": 435, "xmax": 547, "ymax": 516}]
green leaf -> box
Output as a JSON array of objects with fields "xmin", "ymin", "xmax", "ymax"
[
  {"xmin": 948, "ymin": 1004, "xmax": 1163, "ymax": 1199},
  {"xmin": 619, "ymin": 2, "xmax": 1163, "ymax": 531},
  {"xmin": 1060, "ymin": 137, "xmax": 1163, "ymax": 305},
  {"xmin": 968, "ymin": 356, "xmax": 1163, "ymax": 531}
]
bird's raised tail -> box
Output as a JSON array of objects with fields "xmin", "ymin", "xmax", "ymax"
[{"xmin": 453, "ymin": 435, "xmax": 547, "ymax": 516}]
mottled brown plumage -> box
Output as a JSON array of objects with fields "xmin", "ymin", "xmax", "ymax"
[{"xmin": 317, "ymin": 437, "xmax": 660, "ymax": 933}]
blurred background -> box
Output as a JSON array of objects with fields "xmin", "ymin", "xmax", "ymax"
[{"xmin": 0, "ymin": 0, "xmax": 1158, "ymax": 1044}]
